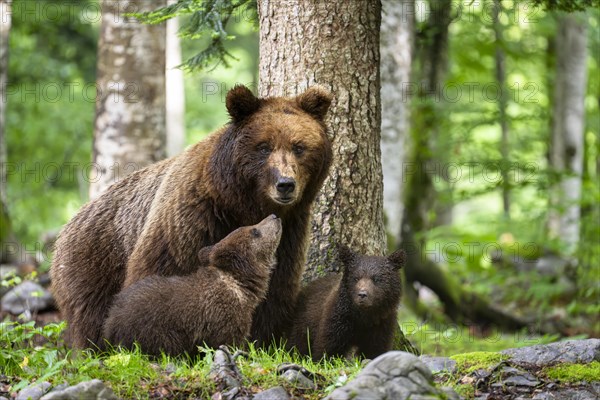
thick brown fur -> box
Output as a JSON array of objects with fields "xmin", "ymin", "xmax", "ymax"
[
  {"xmin": 51, "ymin": 85, "xmax": 333, "ymax": 348},
  {"xmin": 102, "ymin": 216, "xmax": 281, "ymax": 356},
  {"xmin": 288, "ymin": 245, "xmax": 405, "ymax": 361}
]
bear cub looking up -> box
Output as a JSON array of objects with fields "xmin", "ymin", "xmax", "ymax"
[
  {"xmin": 103, "ymin": 215, "xmax": 282, "ymax": 356},
  {"xmin": 289, "ymin": 245, "xmax": 405, "ymax": 361}
]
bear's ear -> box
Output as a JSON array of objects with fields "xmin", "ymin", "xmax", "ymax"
[
  {"xmin": 226, "ymin": 85, "xmax": 261, "ymax": 123},
  {"xmin": 337, "ymin": 243, "xmax": 355, "ymax": 271},
  {"xmin": 296, "ymin": 86, "xmax": 333, "ymax": 120},
  {"xmin": 209, "ymin": 248, "xmax": 231, "ymax": 270},
  {"xmin": 197, "ymin": 245, "xmax": 214, "ymax": 265},
  {"xmin": 387, "ymin": 249, "xmax": 406, "ymax": 270}
]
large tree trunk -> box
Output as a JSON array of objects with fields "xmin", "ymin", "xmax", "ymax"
[
  {"xmin": 380, "ymin": 0, "xmax": 414, "ymax": 244},
  {"xmin": 548, "ymin": 13, "xmax": 588, "ymax": 254},
  {"xmin": 258, "ymin": 0, "xmax": 386, "ymax": 276},
  {"xmin": 166, "ymin": 5, "xmax": 185, "ymax": 157},
  {"xmin": 90, "ymin": 0, "xmax": 167, "ymax": 200},
  {"xmin": 258, "ymin": 0, "xmax": 417, "ymax": 354}
]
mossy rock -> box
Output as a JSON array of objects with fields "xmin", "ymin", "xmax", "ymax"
[
  {"xmin": 544, "ymin": 361, "xmax": 600, "ymax": 383},
  {"xmin": 450, "ymin": 351, "xmax": 507, "ymax": 374}
]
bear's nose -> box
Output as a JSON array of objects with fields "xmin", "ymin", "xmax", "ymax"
[
  {"xmin": 358, "ymin": 290, "xmax": 368, "ymax": 299},
  {"xmin": 276, "ymin": 178, "xmax": 296, "ymax": 195}
]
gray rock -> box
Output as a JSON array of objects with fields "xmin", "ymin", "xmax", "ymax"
[
  {"xmin": 16, "ymin": 381, "xmax": 51, "ymax": 400},
  {"xmin": 39, "ymin": 379, "xmax": 117, "ymax": 400},
  {"xmin": 535, "ymin": 253, "xmax": 572, "ymax": 276},
  {"xmin": 532, "ymin": 387, "xmax": 600, "ymax": 400},
  {"xmin": 503, "ymin": 374, "xmax": 540, "ymax": 387},
  {"xmin": 419, "ymin": 356, "xmax": 457, "ymax": 374},
  {"xmin": 252, "ymin": 386, "xmax": 290, "ymax": 400},
  {"xmin": 1, "ymin": 281, "xmax": 54, "ymax": 315},
  {"xmin": 324, "ymin": 351, "xmax": 459, "ymax": 400},
  {"xmin": 501, "ymin": 339, "xmax": 600, "ymax": 367},
  {"xmin": 497, "ymin": 366, "xmax": 540, "ymax": 387},
  {"xmin": 45, "ymin": 383, "xmax": 69, "ymax": 393},
  {"xmin": 209, "ymin": 347, "xmax": 245, "ymax": 392},
  {"xmin": 280, "ymin": 369, "xmax": 316, "ymax": 390}
]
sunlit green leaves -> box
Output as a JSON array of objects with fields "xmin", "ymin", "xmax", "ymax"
[{"xmin": 136, "ymin": 0, "xmax": 258, "ymax": 72}]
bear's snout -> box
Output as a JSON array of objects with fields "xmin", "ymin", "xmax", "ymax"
[
  {"xmin": 266, "ymin": 149, "xmax": 304, "ymax": 206},
  {"xmin": 354, "ymin": 278, "xmax": 376, "ymax": 307},
  {"xmin": 254, "ymin": 214, "xmax": 283, "ymax": 247},
  {"xmin": 276, "ymin": 177, "xmax": 296, "ymax": 196}
]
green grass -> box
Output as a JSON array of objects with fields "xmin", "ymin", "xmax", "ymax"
[{"xmin": 0, "ymin": 319, "xmax": 362, "ymax": 399}]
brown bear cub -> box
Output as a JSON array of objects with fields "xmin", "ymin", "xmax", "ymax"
[
  {"xmin": 51, "ymin": 85, "xmax": 332, "ymax": 348},
  {"xmin": 289, "ymin": 245, "xmax": 405, "ymax": 361},
  {"xmin": 102, "ymin": 215, "xmax": 281, "ymax": 357}
]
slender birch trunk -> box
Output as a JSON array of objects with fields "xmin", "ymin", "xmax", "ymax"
[
  {"xmin": 90, "ymin": 0, "xmax": 167, "ymax": 199},
  {"xmin": 548, "ymin": 12, "xmax": 588, "ymax": 254},
  {"xmin": 381, "ymin": 0, "xmax": 414, "ymax": 244}
]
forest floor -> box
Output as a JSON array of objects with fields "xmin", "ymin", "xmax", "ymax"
[{"xmin": 1, "ymin": 306, "xmax": 598, "ymax": 400}]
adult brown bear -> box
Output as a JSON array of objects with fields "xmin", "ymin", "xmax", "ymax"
[{"xmin": 51, "ymin": 85, "xmax": 333, "ymax": 348}]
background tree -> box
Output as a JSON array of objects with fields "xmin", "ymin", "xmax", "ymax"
[
  {"xmin": 493, "ymin": 0, "xmax": 511, "ymax": 218},
  {"xmin": 401, "ymin": 0, "xmax": 453, "ymax": 317},
  {"xmin": 90, "ymin": 0, "xmax": 168, "ymax": 199},
  {"xmin": 380, "ymin": 0, "xmax": 414, "ymax": 244},
  {"xmin": 166, "ymin": 0, "xmax": 185, "ymax": 158},
  {"xmin": 547, "ymin": 12, "xmax": 588, "ymax": 254},
  {"xmin": 258, "ymin": 0, "xmax": 385, "ymax": 277},
  {"xmin": 0, "ymin": 0, "xmax": 9, "ymax": 202},
  {"xmin": 0, "ymin": 0, "xmax": 13, "ymax": 263}
]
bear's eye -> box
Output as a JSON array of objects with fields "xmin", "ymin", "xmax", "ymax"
[
  {"xmin": 257, "ymin": 143, "xmax": 272, "ymax": 155},
  {"xmin": 251, "ymin": 228, "xmax": 262, "ymax": 238},
  {"xmin": 292, "ymin": 144, "xmax": 305, "ymax": 156}
]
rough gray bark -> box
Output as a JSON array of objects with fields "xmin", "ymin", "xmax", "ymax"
[
  {"xmin": 0, "ymin": 0, "xmax": 10, "ymax": 205},
  {"xmin": 258, "ymin": 0, "xmax": 385, "ymax": 277},
  {"xmin": 90, "ymin": 0, "xmax": 167, "ymax": 200},
  {"xmin": 381, "ymin": 0, "xmax": 414, "ymax": 244},
  {"xmin": 548, "ymin": 13, "xmax": 588, "ymax": 253},
  {"xmin": 493, "ymin": 0, "xmax": 510, "ymax": 218},
  {"xmin": 166, "ymin": 8, "xmax": 185, "ymax": 157}
]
